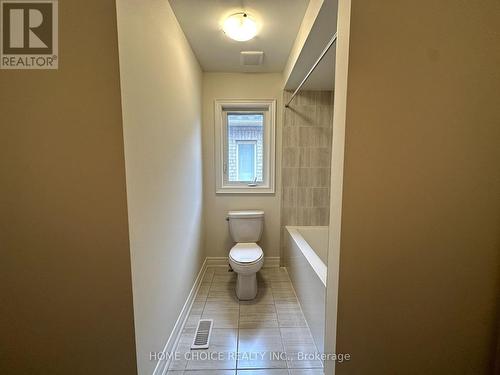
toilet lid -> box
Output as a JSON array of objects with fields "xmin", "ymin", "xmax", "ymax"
[{"xmin": 229, "ymin": 243, "xmax": 263, "ymax": 263}]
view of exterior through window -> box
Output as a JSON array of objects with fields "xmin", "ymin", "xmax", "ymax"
[
  {"xmin": 216, "ymin": 100, "xmax": 275, "ymax": 193},
  {"xmin": 227, "ymin": 113, "xmax": 264, "ymax": 182}
]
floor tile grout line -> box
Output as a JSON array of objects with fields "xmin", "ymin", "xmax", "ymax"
[
  {"xmin": 273, "ymin": 272, "xmax": 290, "ymax": 371},
  {"xmin": 199, "ymin": 268, "xmax": 212, "ymax": 318},
  {"xmin": 235, "ymin": 265, "xmax": 241, "ymax": 370}
]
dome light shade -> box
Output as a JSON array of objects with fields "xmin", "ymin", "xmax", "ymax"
[{"xmin": 223, "ymin": 13, "xmax": 257, "ymax": 42}]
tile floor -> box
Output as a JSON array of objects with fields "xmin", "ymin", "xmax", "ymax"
[{"xmin": 167, "ymin": 266, "xmax": 323, "ymax": 375}]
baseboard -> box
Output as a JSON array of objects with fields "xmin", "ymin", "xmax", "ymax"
[
  {"xmin": 263, "ymin": 256, "xmax": 280, "ymax": 268},
  {"xmin": 152, "ymin": 255, "xmax": 280, "ymax": 374},
  {"xmin": 152, "ymin": 258, "xmax": 208, "ymax": 375},
  {"xmin": 206, "ymin": 257, "xmax": 228, "ymax": 267},
  {"xmin": 206, "ymin": 256, "xmax": 280, "ymax": 268}
]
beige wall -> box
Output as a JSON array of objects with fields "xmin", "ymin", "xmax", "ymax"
[
  {"xmin": 0, "ymin": 1, "xmax": 137, "ymax": 374},
  {"xmin": 116, "ymin": 1, "xmax": 204, "ymax": 374},
  {"xmin": 202, "ymin": 73, "xmax": 283, "ymax": 259},
  {"xmin": 324, "ymin": 0, "xmax": 351, "ymax": 373},
  {"xmin": 334, "ymin": 0, "xmax": 500, "ymax": 374}
]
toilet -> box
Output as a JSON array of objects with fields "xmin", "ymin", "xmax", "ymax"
[{"xmin": 227, "ymin": 210, "xmax": 264, "ymax": 300}]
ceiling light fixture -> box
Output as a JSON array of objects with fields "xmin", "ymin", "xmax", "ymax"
[{"xmin": 223, "ymin": 12, "xmax": 258, "ymax": 42}]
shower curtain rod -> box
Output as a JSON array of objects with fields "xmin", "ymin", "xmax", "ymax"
[{"xmin": 285, "ymin": 32, "xmax": 338, "ymax": 108}]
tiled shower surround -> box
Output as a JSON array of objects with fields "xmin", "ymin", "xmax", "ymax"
[{"xmin": 281, "ymin": 91, "xmax": 334, "ymax": 234}]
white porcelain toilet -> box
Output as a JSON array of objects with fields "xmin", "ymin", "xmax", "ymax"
[{"xmin": 227, "ymin": 210, "xmax": 264, "ymax": 300}]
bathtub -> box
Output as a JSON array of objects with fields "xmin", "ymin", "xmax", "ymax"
[{"xmin": 285, "ymin": 226, "xmax": 328, "ymax": 353}]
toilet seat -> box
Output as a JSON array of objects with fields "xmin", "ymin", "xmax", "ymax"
[{"xmin": 229, "ymin": 243, "xmax": 263, "ymax": 264}]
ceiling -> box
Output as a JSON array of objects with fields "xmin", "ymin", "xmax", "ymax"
[{"xmin": 169, "ymin": 0, "xmax": 310, "ymax": 73}]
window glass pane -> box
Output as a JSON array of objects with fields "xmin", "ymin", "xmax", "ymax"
[
  {"xmin": 227, "ymin": 113, "xmax": 264, "ymax": 182},
  {"xmin": 237, "ymin": 142, "xmax": 256, "ymax": 181}
]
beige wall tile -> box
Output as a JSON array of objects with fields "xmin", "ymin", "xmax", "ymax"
[
  {"xmin": 293, "ymin": 105, "xmax": 317, "ymax": 126},
  {"xmin": 316, "ymin": 90, "xmax": 333, "ymax": 106},
  {"xmin": 309, "ymin": 148, "xmax": 331, "ymax": 168},
  {"xmin": 298, "ymin": 148, "xmax": 310, "ymax": 168},
  {"xmin": 297, "ymin": 188, "xmax": 313, "ymax": 207},
  {"xmin": 281, "ymin": 207, "xmax": 298, "ymax": 226},
  {"xmin": 282, "ymin": 187, "xmax": 298, "ymax": 208},
  {"xmin": 298, "ymin": 127, "xmax": 331, "ymax": 148},
  {"xmin": 283, "ymin": 148, "xmax": 299, "ymax": 167},
  {"xmin": 281, "ymin": 90, "xmax": 333, "ymax": 230},
  {"xmin": 317, "ymin": 105, "xmax": 334, "ymax": 127},
  {"xmin": 282, "ymin": 168, "xmax": 299, "ymax": 187},
  {"xmin": 295, "ymin": 91, "xmax": 317, "ymax": 106},
  {"xmin": 283, "ymin": 126, "xmax": 299, "ymax": 147},
  {"xmin": 312, "ymin": 188, "xmax": 330, "ymax": 207}
]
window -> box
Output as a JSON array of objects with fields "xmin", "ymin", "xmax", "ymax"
[{"xmin": 215, "ymin": 100, "xmax": 276, "ymax": 193}]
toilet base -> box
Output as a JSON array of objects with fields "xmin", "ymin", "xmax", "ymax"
[{"xmin": 235, "ymin": 273, "xmax": 258, "ymax": 300}]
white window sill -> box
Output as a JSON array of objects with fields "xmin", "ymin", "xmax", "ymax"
[{"xmin": 216, "ymin": 185, "xmax": 275, "ymax": 194}]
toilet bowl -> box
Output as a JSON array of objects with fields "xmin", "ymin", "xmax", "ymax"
[
  {"xmin": 227, "ymin": 210, "xmax": 265, "ymax": 300},
  {"xmin": 229, "ymin": 243, "xmax": 264, "ymax": 300}
]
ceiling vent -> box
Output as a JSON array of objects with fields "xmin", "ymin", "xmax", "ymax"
[{"xmin": 240, "ymin": 51, "xmax": 264, "ymax": 66}]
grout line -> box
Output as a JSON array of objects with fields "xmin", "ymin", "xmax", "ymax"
[
  {"xmin": 273, "ymin": 274, "xmax": 289, "ymax": 371},
  {"xmin": 235, "ymin": 301, "xmax": 242, "ymax": 366},
  {"xmin": 236, "ymin": 277, "xmax": 240, "ymax": 371}
]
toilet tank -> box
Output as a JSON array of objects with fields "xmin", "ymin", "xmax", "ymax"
[{"xmin": 228, "ymin": 210, "xmax": 264, "ymax": 243}]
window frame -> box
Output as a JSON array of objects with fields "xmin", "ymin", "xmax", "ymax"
[{"xmin": 215, "ymin": 99, "xmax": 276, "ymax": 194}]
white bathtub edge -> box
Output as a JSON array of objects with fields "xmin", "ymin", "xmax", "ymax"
[{"xmin": 285, "ymin": 226, "xmax": 327, "ymax": 286}]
